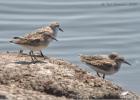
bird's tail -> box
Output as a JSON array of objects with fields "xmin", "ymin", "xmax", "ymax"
[
  {"xmin": 9, "ymin": 40, "xmax": 14, "ymax": 43},
  {"xmin": 79, "ymin": 54, "xmax": 88, "ymax": 62},
  {"xmin": 13, "ymin": 37, "xmax": 22, "ymax": 39},
  {"xmin": 79, "ymin": 54, "xmax": 94, "ymax": 62},
  {"xmin": 9, "ymin": 37, "xmax": 21, "ymax": 43}
]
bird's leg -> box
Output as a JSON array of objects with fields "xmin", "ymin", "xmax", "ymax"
[
  {"xmin": 96, "ymin": 72, "xmax": 101, "ymax": 77},
  {"xmin": 31, "ymin": 50, "xmax": 34, "ymax": 55},
  {"xmin": 29, "ymin": 50, "xmax": 34, "ymax": 62},
  {"xmin": 19, "ymin": 50, "xmax": 23, "ymax": 54},
  {"xmin": 17, "ymin": 50, "xmax": 24, "ymax": 57},
  {"xmin": 31, "ymin": 50, "xmax": 38, "ymax": 62},
  {"xmin": 103, "ymin": 74, "xmax": 105, "ymax": 79},
  {"xmin": 40, "ymin": 51, "xmax": 46, "ymax": 59}
]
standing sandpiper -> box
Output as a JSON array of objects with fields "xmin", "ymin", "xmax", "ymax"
[
  {"xmin": 80, "ymin": 53, "xmax": 131, "ymax": 79},
  {"xmin": 10, "ymin": 21, "xmax": 63, "ymax": 63}
]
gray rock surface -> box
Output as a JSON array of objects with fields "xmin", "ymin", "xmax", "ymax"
[{"xmin": 0, "ymin": 52, "xmax": 139, "ymax": 100}]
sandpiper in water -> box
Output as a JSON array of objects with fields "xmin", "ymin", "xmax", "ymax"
[
  {"xmin": 10, "ymin": 21, "xmax": 63, "ymax": 63},
  {"xmin": 80, "ymin": 53, "xmax": 131, "ymax": 79}
]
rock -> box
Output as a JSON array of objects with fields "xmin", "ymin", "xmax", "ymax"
[
  {"xmin": 0, "ymin": 52, "xmax": 139, "ymax": 100},
  {"xmin": 0, "ymin": 84, "xmax": 69, "ymax": 100}
]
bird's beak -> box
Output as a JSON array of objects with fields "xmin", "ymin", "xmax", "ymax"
[
  {"xmin": 59, "ymin": 27, "xmax": 64, "ymax": 32},
  {"xmin": 123, "ymin": 60, "xmax": 131, "ymax": 65}
]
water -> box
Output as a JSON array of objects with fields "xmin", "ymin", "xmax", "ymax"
[{"xmin": 0, "ymin": 0, "xmax": 140, "ymax": 94}]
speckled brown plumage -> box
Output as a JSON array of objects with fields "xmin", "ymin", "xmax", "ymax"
[
  {"xmin": 10, "ymin": 21, "xmax": 63, "ymax": 63},
  {"xmin": 80, "ymin": 53, "xmax": 130, "ymax": 79}
]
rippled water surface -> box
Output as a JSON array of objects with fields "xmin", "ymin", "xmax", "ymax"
[{"xmin": 0, "ymin": 0, "xmax": 140, "ymax": 93}]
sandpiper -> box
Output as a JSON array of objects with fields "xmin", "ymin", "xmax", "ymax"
[
  {"xmin": 10, "ymin": 21, "xmax": 63, "ymax": 63},
  {"xmin": 80, "ymin": 53, "xmax": 131, "ymax": 79}
]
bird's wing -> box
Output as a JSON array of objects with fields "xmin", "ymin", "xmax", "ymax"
[
  {"xmin": 24, "ymin": 31, "xmax": 46, "ymax": 39},
  {"xmin": 11, "ymin": 37, "xmax": 41, "ymax": 46},
  {"xmin": 12, "ymin": 33, "xmax": 57, "ymax": 45},
  {"xmin": 23, "ymin": 30, "xmax": 58, "ymax": 41},
  {"xmin": 80, "ymin": 55, "xmax": 106, "ymax": 62},
  {"xmin": 91, "ymin": 55, "xmax": 107, "ymax": 60},
  {"xmin": 85, "ymin": 59, "xmax": 116, "ymax": 71}
]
